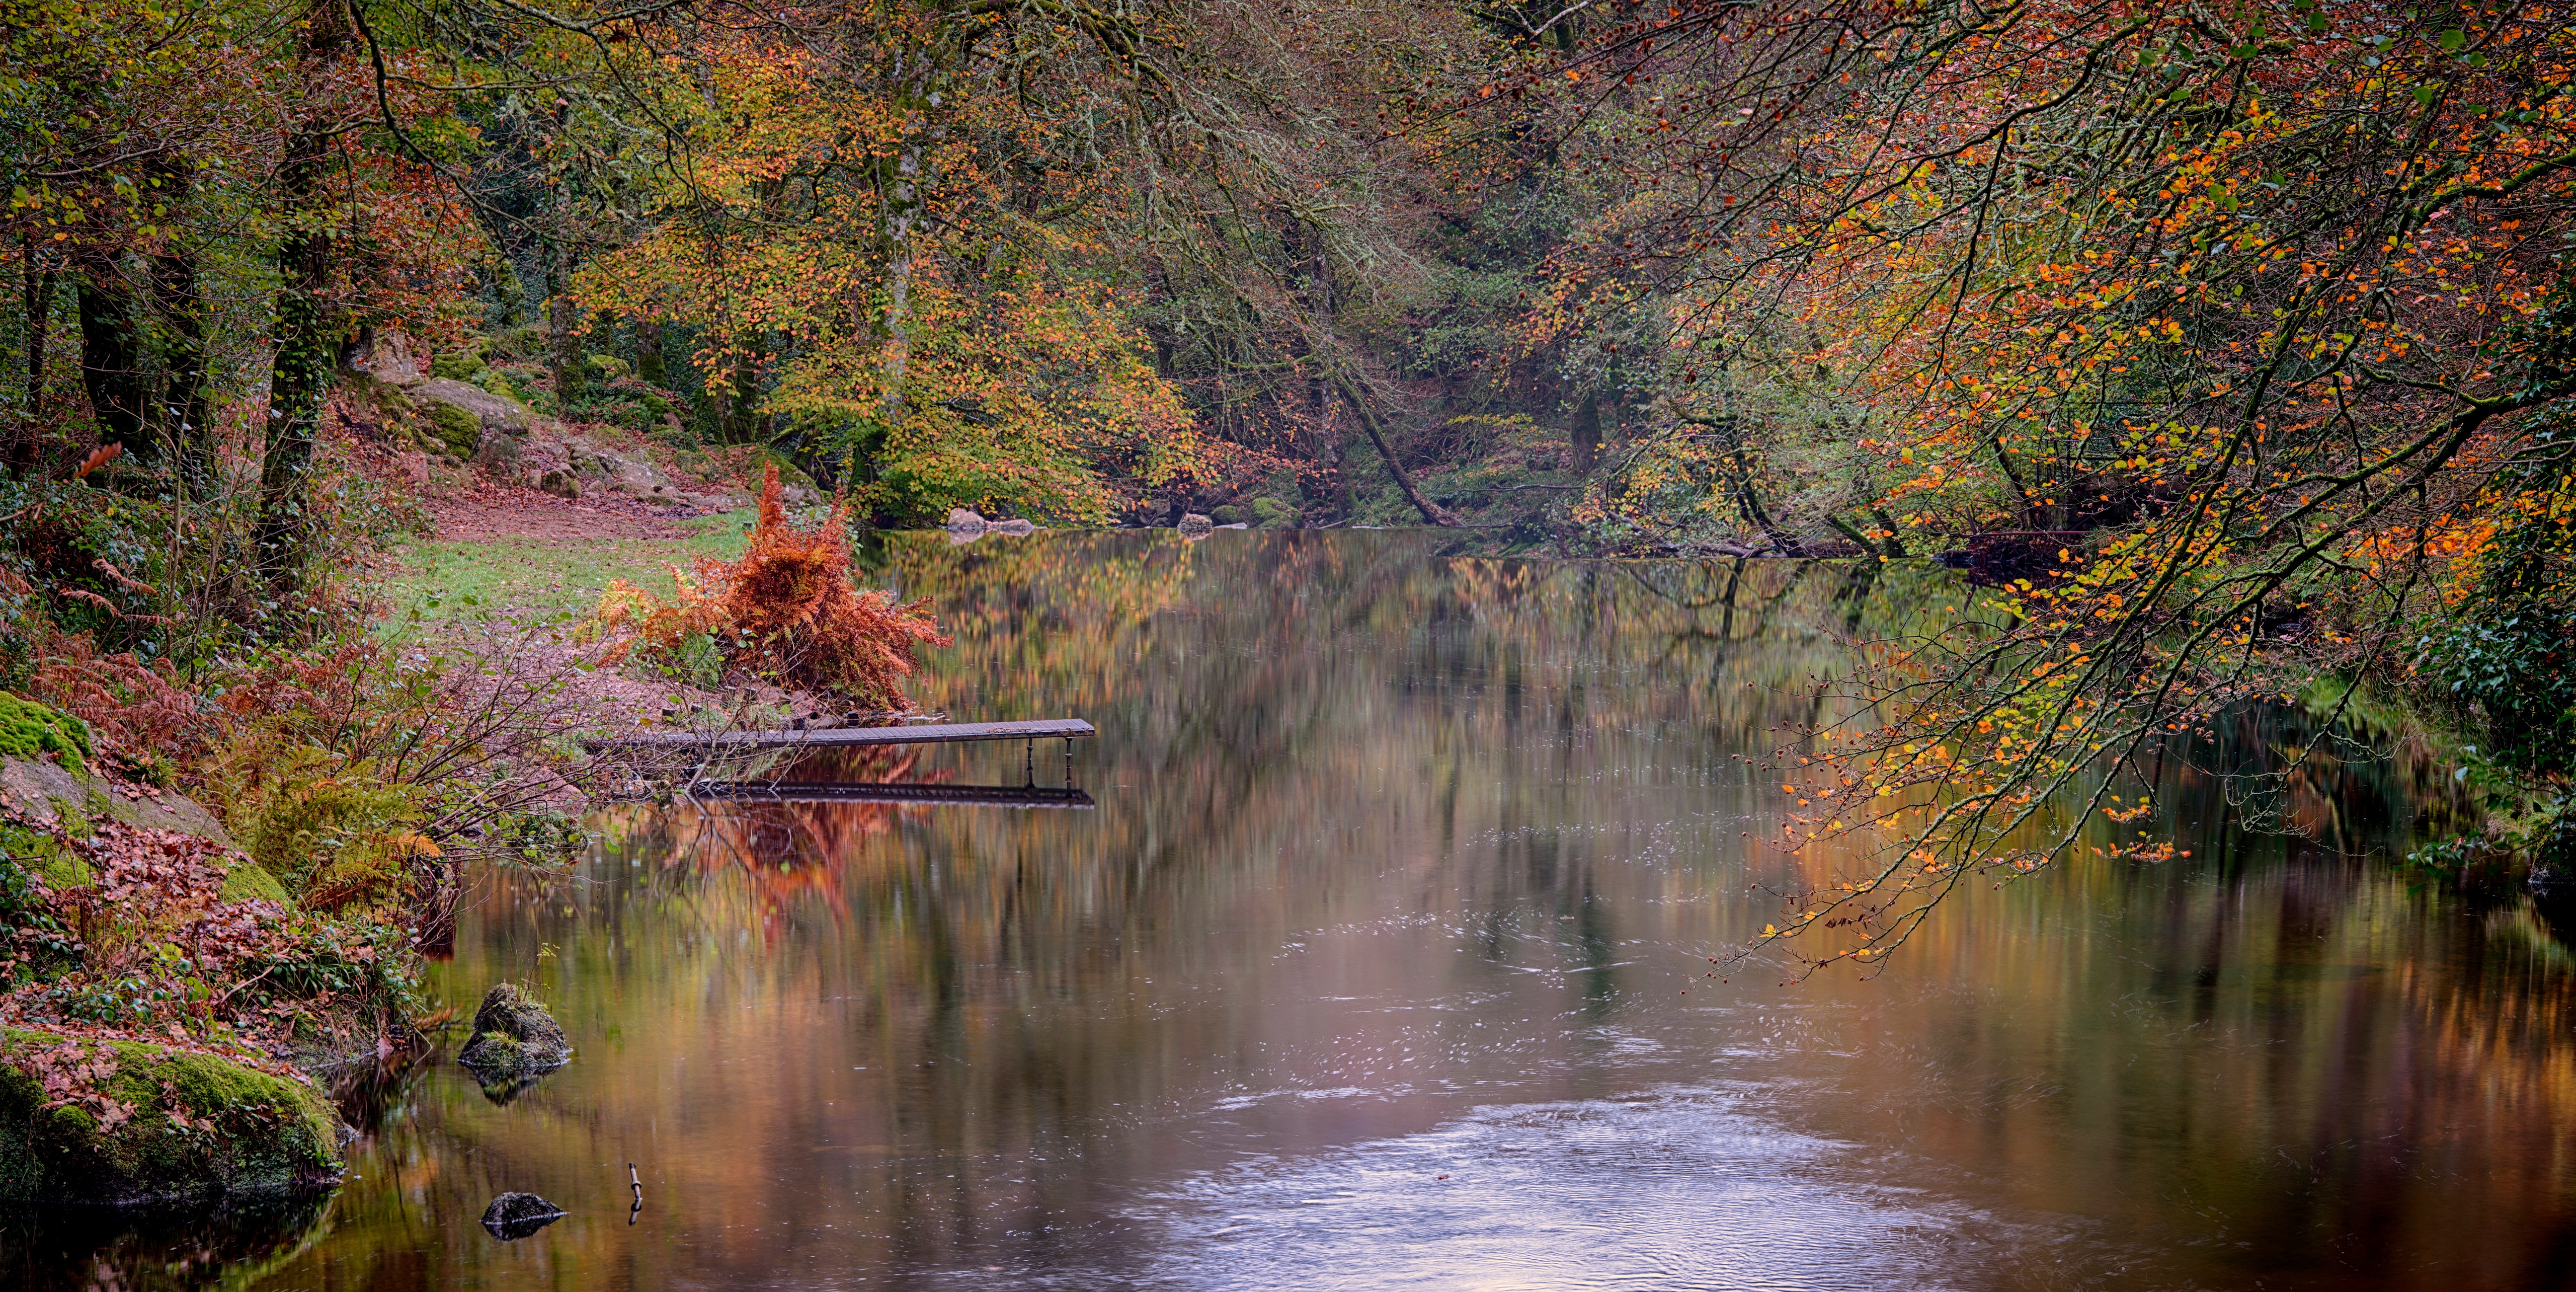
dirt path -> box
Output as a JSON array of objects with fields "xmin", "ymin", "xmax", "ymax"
[{"xmin": 424, "ymin": 483, "xmax": 707, "ymax": 542}]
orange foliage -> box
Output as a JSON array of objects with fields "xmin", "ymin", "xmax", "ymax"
[
  {"xmin": 589, "ymin": 466, "xmax": 952, "ymax": 707},
  {"xmin": 14, "ymin": 628, "xmax": 205, "ymax": 766}
]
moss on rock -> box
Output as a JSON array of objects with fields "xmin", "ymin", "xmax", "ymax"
[
  {"xmin": 0, "ymin": 1028, "xmax": 342, "ymax": 1205},
  {"xmin": 430, "ymin": 346, "xmax": 487, "ymax": 379},
  {"xmin": 1, "ymin": 754, "xmax": 237, "ymax": 850},
  {"xmin": 426, "ymin": 402, "xmax": 480, "ymax": 458},
  {"xmin": 455, "ymin": 983, "xmax": 570, "ymax": 1078},
  {"xmin": 217, "ymin": 862, "xmax": 288, "ymax": 904},
  {"xmin": 0, "ymin": 695, "xmax": 90, "ymax": 773}
]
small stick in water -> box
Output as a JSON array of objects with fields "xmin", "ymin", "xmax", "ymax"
[{"xmin": 629, "ymin": 1162, "xmax": 644, "ymax": 1226}]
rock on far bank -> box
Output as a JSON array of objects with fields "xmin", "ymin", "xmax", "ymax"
[{"xmin": 0, "ymin": 1028, "xmax": 342, "ymax": 1205}]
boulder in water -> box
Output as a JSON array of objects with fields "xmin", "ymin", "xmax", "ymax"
[
  {"xmin": 480, "ymin": 1191, "xmax": 566, "ymax": 1240},
  {"xmin": 456, "ymin": 984, "xmax": 571, "ymax": 1081},
  {"xmin": 945, "ymin": 508, "xmax": 988, "ymax": 536},
  {"xmin": 987, "ymin": 517, "xmax": 1037, "ymax": 536},
  {"xmin": 1175, "ymin": 512, "xmax": 1214, "ymax": 538}
]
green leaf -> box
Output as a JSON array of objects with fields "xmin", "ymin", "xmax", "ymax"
[{"xmin": 2439, "ymin": 28, "xmax": 2465, "ymax": 51}]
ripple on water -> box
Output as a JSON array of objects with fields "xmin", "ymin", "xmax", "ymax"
[{"xmin": 1122, "ymin": 1088, "xmax": 2090, "ymax": 1291}]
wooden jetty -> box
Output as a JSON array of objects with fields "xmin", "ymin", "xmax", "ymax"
[
  {"xmin": 593, "ymin": 717, "xmax": 1097, "ymax": 808},
  {"xmin": 685, "ymin": 781, "xmax": 1095, "ymax": 809},
  {"xmin": 589, "ymin": 717, "xmax": 1094, "ymax": 751}
]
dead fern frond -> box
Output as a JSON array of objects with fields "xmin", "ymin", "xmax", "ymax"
[{"xmin": 581, "ymin": 465, "xmax": 949, "ymax": 707}]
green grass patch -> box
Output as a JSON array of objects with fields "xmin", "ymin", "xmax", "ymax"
[{"xmin": 373, "ymin": 509, "xmax": 755, "ymax": 626}]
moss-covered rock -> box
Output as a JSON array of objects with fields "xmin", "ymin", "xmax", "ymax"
[
  {"xmin": 430, "ymin": 346, "xmax": 487, "ymax": 379},
  {"xmin": 216, "ymin": 861, "xmax": 288, "ymax": 904},
  {"xmin": 412, "ymin": 376, "xmax": 537, "ymax": 440},
  {"xmin": 1250, "ymin": 497, "xmax": 1296, "ymax": 528},
  {"xmin": 0, "ymin": 1028, "xmax": 342, "ymax": 1205},
  {"xmin": 426, "ymin": 403, "xmax": 480, "ymax": 459},
  {"xmin": 0, "ymin": 695, "xmax": 89, "ymax": 773},
  {"xmin": 0, "ymin": 755, "xmax": 237, "ymax": 852},
  {"xmin": 455, "ymin": 983, "xmax": 570, "ymax": 1081}
]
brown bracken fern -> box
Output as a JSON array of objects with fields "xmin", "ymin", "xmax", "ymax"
[{"xmin": 587, "ymin": 465, "xmax": 950, "ymax": 708}]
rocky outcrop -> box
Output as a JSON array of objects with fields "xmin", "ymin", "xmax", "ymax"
[
  {"xmin": 407, "ymin": 378, "xmax": 539, "ymax": 463},
  {"xmin": 0, "ymin": 1028, "xmax": 342, "ymax": 1205},
  {"xmin": 351, "ymin": 330, "xmax": 764, "ymax": 510},
  {"xmin": 506, "ymin": 431, "xmax": 748, "ymax": 509},
  {"xmin": 456, "ymin": 984, "xmax": 571, "ymax": 1084},
  {"xmin": 1, "ymin": 752, "xmax": 283, "ymax": 902},
  {"xmin": 0, "ymin": 755, "xmax": 232, "ymax": 847}
]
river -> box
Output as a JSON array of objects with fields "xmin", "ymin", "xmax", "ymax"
[{"xmin": 16, "ymin": 530, "xmax": 2576, "ymax": 1290}]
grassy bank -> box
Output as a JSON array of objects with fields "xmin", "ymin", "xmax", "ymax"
[{"xmin": 374, "ymin": 508, "xmax": 756, "ymax": 625}]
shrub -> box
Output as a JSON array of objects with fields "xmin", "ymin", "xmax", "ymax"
[
  {"xmin": 198, "ymin": 631, "xmax": 599, "ymax": 906},
  {"xmin": 586, "ymin": 464, "xmax": 949, "ymax": 706},
  {"xmin": 2418, "ymin": 448, "xmax": 2576, "ymax": 779}
]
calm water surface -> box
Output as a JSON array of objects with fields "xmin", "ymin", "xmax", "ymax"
[{"xmin": 22, "ymin": 530, "xmax": 2576, "ymax": 1289}]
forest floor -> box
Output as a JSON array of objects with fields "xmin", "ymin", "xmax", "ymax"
[
  {"xmin": 367, "ymin": 480, "xmax": 755, "ymax": 626},
  {"xmin": 356, "ymin": 464, "xmax": 889, "ymax": 733}
]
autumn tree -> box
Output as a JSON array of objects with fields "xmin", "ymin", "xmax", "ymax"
[{"xmin": 1512, "ymin": 0, "xmax": 2576, "ymax": 967}]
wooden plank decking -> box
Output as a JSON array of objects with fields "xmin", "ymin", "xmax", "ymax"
[
  {"xmin": 589, "ymin": 717, "xmax": 1094, "ymax": 751},
  {"xmin": 685, "ymin": 781, "xmax": 1095, "ymax": 809}
]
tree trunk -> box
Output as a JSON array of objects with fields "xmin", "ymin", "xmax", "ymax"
[
  {"xmin": 1571, "ymin": 390, "xmax": 1601, "ymax": 472},
  {"xmin": 14, "ymin": 242, "xmax": 56, "ymax": 472},
  {"xmin": 149, "ymin": 248, "xmax": 211, "ymax": 487},
  {"xmin": 722, "ymin": 341, "xmax": 762, "ymax": 442},
  {"xmin": 259, "ymin": 0, "xmax": 354, "ymax": 600},
  {"xmin": 546, "ymin": 242, "xmax": 588, "ymax": 410},
  {"xmin": 1330, "ymin": 369, "xmax": 1456, "ymax": 527},
  {"xmin": 635, "ymin": 319, "xmax": 667, "ymax": 388},
  {"xmin": 77, "ymin": 272, "xmax": 147, "ymax": 461}
]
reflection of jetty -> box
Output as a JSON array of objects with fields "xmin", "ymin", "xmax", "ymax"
[
  {"xmin": 687, "ymin": 782, "xmax": 1095, "ymax": 809},
  {"xmin": 591, "ymin": 718, "xmax": 1095, "ymax": 750}
]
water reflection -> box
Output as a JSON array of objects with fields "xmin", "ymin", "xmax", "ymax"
[
  {"xmin": 0, "ymin": 1191, "xmax": 332, "ymax": 1290},
  {"xmin": 24, "ymin": 531, "xmax": 2576, "ymax": 1289}
]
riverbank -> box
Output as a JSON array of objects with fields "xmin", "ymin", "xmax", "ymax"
[{"xmin": 0, "ymin": 454, "xmax": 961, "ymax": 1207}]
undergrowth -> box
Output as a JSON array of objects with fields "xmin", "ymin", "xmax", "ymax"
[{"xmin": 585, "ymin": 464, "xmax": 949, "ymax": 707}]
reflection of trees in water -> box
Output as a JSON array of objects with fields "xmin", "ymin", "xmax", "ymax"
[
  {"xmin": 0, "ymin": 1191, "xmax": 332, "ymax": 1291},
  {"xmin": 2160, "ymin": 703, "xmax": 2477, "ymax": 860},
  {"xmin": 1795, "ymin": 729, "xmax": 2576, "ymax": 1287},
  {"xmin": 288, "ymin": 534, "xmax": 2572, "ymax": 1288},
  {"xmin": 369, "ymin": 535, "xmax": 1927, "ymax": 1281}
]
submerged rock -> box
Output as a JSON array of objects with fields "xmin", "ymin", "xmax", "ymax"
[
  {"xmin": 479, "ymin": 1190, "xmax": 566, "ymax": 1240},
  {"xmin": 986, "ymin": 517, "xmax": 1037, "ymax": 536},
  {"xmin": 0, "ymin": 1028, "xmax": 342, "ymax": 1205},
  {"xmin": 455, "ymin": 984, "xmax": 571, "ymax": 1082}
]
